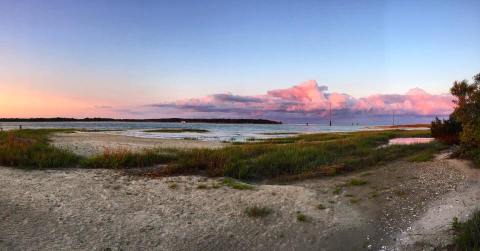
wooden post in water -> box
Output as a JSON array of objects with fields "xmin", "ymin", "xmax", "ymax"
[{"xmin": 329, "ymin": 102, "xmax": 332, "ymax": 126}]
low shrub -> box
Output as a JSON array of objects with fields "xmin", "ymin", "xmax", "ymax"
[{"xmin": 431, "ymin": 116, "xmax": 462, "ymax": 144}]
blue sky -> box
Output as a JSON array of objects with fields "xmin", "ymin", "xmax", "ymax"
[{"xmin": 0, "ymin": 0, "xmax": 479, "ymax": 119}]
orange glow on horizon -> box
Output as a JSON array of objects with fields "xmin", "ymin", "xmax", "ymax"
[{"xmin": 0, "ymin": 86, "xmax": 115, "ymax": 118}]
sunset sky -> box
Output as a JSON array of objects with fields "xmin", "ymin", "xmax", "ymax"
[{"xmin": 1, "ymin": 0, "xmax": 479, "ymax": 123}]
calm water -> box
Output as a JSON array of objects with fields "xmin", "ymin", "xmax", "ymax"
[{"xmin": 0, "ymin": 121, "xmax": 369, "ymax": 142}]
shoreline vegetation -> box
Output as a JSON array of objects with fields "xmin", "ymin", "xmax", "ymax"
[
  {"xmin": 0, "ymin": 128, "xmax": 447, "ymax": 181},
  {"xmin": 0, "ymin": 117, "xmax": 282, "ymax": 124}
]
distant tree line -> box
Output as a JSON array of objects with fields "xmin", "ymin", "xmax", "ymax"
[
  {"xmin": 431, "ymin": 72, "xmax": 480, "ymax": 164},
  {"xmin": 0, "ymin": 117, "xmax": 282, "ymax": 124}
]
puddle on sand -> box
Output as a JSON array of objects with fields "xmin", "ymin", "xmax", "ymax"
[{"xmin": 388, "ymin": 137, "xmax": 434, "ymax": 145}]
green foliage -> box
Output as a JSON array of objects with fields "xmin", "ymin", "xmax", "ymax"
[
  {"xmin": 0, "ymin": 129, "xmax": 81, "ymax": 169},
  {"xmin": 431, "ymin": 116, "xmax": 462, "ymax": 144},
  {"xmin": 453, "ymin": 210, "xmax": 480, "ymax": 250},
  {"xmin": 450, "ymin": 73, "xmax": 480, "ymax": 162}
]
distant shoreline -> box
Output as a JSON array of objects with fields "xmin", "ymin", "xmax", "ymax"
[{"xmin": 0, "ymin": 117, "xmax": 282, "ymax": 124}]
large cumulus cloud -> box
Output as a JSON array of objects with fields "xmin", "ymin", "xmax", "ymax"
[{"xmin": 150, "ymin": 80, "xmax": 454, "ymax": 120}]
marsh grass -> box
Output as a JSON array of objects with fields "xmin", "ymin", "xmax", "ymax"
[
  {"xmin": 452, "ymin": 210, "xmax": 480, "ymax": 250},
  {"xmin": 168, "ymin": 130, "xmax": 441, "ymax": 180},
  {"xmin": 0, "ymin": 129, "xmax": 448, "ymax": 183},
  {"xmin": 0, "ymin": 129, "xmax": 81, "ymax": 169},
  {"xmin": 82, "ymin": 148, "xmax": 179, "ymax": 169}
]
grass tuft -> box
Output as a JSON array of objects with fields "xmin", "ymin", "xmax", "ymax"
[
  {"xmin": 197, "ymin": 184, "xmax": 208, "ymax": 189},
  {"xmin": 221, "ymin": 178, "xmax": 255, "ymax": 190},
  {"xmin": 296, "ymin": 212, "xmax": 307, "ymax": 222},
  {"xmin": 452, "ymin": 210, "xmax": 480, "ymax": 250},
  {"xmin": 348, "ymin": 178, "xmax": 369, "ymax": 186},
  {"xmin": 332, "ymin": 186, "xmax": 343, "ymax": 195},
  {"xmin": 245, "ymin": 206, "xmax": 272, "ymax": 218}
]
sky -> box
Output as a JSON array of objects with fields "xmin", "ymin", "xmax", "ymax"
[{"xmin": 0, "ymin": 0, "xmax": 479, "ymax": 123}]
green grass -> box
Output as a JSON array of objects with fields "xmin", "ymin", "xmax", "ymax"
[
  {"xmin": 144, "ymin": 128, "xmax": 209, "ymax": 133},
  {"xmin": 452, "ymin": 210, "xmax": 480, "ymax": 250},
  {"xmin": 167, "ymin": 130, "xmax": 441, "ymax": 180},
  {"xmin": 81, "ymin": 148, "xmax": 178, "ymax": 169},
  {"xmin": 407, "ymin": 142, "xmax": 449, "ymax": 162},
  {"xmin": 221, "ymin": 178, "xmax": 255, "ymax": 190},
  {"xmin": 245, "ymin": 206, "xmax": 273, "ymax": 218},
  {"xmin": 0, "ymin": 129, "xmax": 81, "ymax": 169},
  {"xmin": 348, "ymin": 178, "xmax": 368, "ymax": 186}
]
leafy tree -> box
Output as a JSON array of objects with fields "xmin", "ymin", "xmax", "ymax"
[{"xmin": 450, "ymin": 73, "xmax": 480, "ymax": 164}]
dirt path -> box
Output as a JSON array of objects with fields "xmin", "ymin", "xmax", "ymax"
[
  {"xmin": 394, "ymin": 158, "xmax": 480, "ymax": 250},
  {"xmin": 1, "ymin": 154, "xmax": 478, "ymax": 250}
]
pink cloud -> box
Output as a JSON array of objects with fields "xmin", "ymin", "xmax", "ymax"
[{"xmin": 150, "ymin": 80, "xmax": 455, "ymax": 120}]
